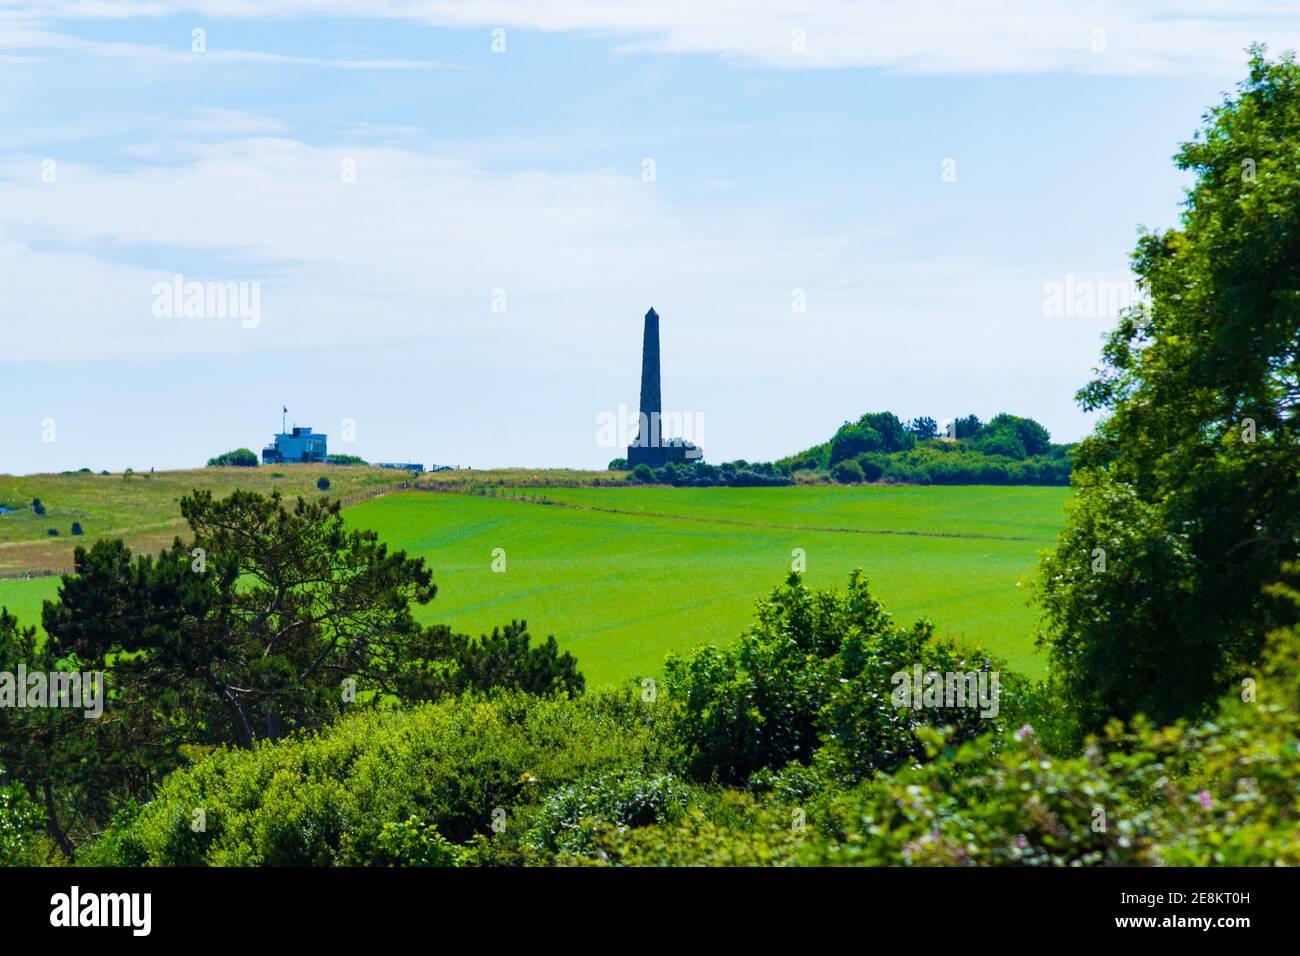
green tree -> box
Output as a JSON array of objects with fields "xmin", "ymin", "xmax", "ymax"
[
  {"xmin": 906, "ymin": 416, "xmax": 939, "ymax": 440},
  {"xmin": 397, "ymin": 621, "xmax": 584, "ymax": 700},
  {"xmin": 983, "ymin": 413, "xmax": 1051, "ymax": 456},
  {"xmin": 206, "ymin": 448, "xmax": 259, "ymax": 467},
  {"xmin": 43, "ymin": 490, "xmax": 437, "ymax": 750},
  {"xmin": 1039, "ymin": 48, "xmax": 1300, "ymax": 731}
]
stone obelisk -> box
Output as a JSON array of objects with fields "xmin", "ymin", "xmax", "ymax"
[{"xmin": 629, "ymin": 307, "xmax": 663, "ymax": 465}]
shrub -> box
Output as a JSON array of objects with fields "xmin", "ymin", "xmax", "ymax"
[
  {"xmin": 206, "ymin": 449, "xmax": 259, "ymax": 468},
  {"xmin": 316, "ymin": 476, "xmax": 330, "ymax": 491},
  {"xmin": 524, "ymin": 768, "xmax": 693, "ymax": 859},
  {"xmin": 974, "ymin": 429, "xmax": 1026, "ymax": 459},
  {"xmin": 663, "ymin": 571, "xmax": 1025, "ymax": 785},
  {"xmin": 607, "ymin": 458, "xmax": 628, "ymax": 471},
  {"xmin": 830, "ymin": 459, "xmax": 864, "ymax": 483},
  {"xmin": 94, "ymin": 690, "xmax": 672, "ymax": 866},
  {"xmin": 31, "ymin": 498, "xmax": 44, "ymax": 516},
  {"xmin": 0, "ymin": 768, "xmax": 54, "ymax": 866},
  {"xmin": 630, "ymin": 463, "xmax": 655, "ymax": 483},
  {"xmin": 70, "ymin": 522, "xmax": 83, "ymax": 536},
  {"xmin": 854, "ymin": 454, "xmax": 885, "ymax": 482}
]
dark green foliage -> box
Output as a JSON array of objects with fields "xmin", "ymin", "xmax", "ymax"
[
  {"xmin": 92, "ymin": 690, "xmax": 672, "ymax": 865},
  {"xmin": 781, "ymin": 410, "xmax": 1069, "ymax": 484},
  {"xmin": 525, "ymin": 768, "xmax": 692, "ymax": 858},
  {"xmin": 598, "ymin": 576, "xmax": 1300, "ymax": 866},
  {"xmin": 46, "ymin": 528, "xmax": 58, "ymax": 537},
  {"xmin": 30, "ymin": 498, "xmax": 44, "ymax": 516},
  {"xmin": 951, "ymin": 414, "xmax": 982, "ymax": 439},
  {"xmin": 630, "ymin": 463, "xmax": 655, "ymax": 483},
  {"xmin": 652, "ymin": 460, "xmax": 791, "ymax": 487},
  {"xmin": 905, "ymin": 416, "xmax": 938, "ymax": 440},
  {"xmin": 830, "ymin": 459, "xmax": 864, "ymax": 483},
  {"xmin": 607, "ymin": 457, "xmax": 628, "ymax": 470},
  {"xmin": 828, "ymin": 412, "xmax": 913, "ymax": 465},
  {"xmin": 974, "ymin": 429, "xmax": 1026, "ymax": 459},
  {"xmin": 206, "ymin": 448, "xmax": 259, "ymax": 468},
  {"xmin": 984, "ymin": 413, "xmax": 1052, "ymax": 457},
  {"xmin": 1039, "ymin": 48, "xmax": 1300, "ymax": 732},
  {"xmin": 398, "ymin": 620, "xmax": 584, "ymax": 700},
  {"xmin": 70, "ymin": 522, "xmax": 83, "ymax": 536},
  {"xmin": 663, "ymin": 571, "xmax": 1024, "ymax": 784},
  {"xmin": 316, "ymin": 476, "xmax": 330, "ymax": 491},
  {"xmin": 854, "ymin": 454, "xmax": 884, "ymax": 482},
  {"xmin": 0, "ymin": 764, "xmax": 52, "ymax": 865},
  {"xmin": 44, "ymin": 490, "xmax": 437, "ymax": 752}
]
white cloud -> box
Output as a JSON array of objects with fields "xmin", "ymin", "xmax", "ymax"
[
  {"xmin": 0, "ymin": 134, "xmax": 1117, "ymax": 395},
  {"xmin": 3, "ymin": 1, "xmax": 1298, "ymax": 75}
]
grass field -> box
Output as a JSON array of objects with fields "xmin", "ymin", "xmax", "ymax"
[
  {"xmin": 0, "ymin": 464, "xmax": 413, "ymax": 574},
  {"xmin": 0, "ymin": 476, "xmax": 1070, "ymax": 686},
  {"xmin": 342, "ymin": 484, "xmax": 1069, "ymax": 684}
]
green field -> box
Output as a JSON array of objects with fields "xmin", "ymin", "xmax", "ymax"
[
  {"xmin": 343, "ymin": 485, "xmax": 1068, "ymax": 685},
  {"xmin": 0, "ymin": 464, "xmax": 409, "ymax": 575},
  {"xmin": 0, "ymin": 482, "xmax": 1070, "ymax": 687}
]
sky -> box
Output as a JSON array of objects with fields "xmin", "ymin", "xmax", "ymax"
[{"xmin": 2, "ymin": 2, "xmax": 1298, "ymax": 473}]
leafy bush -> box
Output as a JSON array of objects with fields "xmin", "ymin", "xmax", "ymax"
[
  {"xmin": 373, "ymin": 817, "xmax": 468, "ymax": 866},
  {"xmin": 31, "ymin": 498, "xmax": 44, "ymax": 516},
  {"xmin": 780, "ymin": 410, "xmax": 1070, "ymax": 485},
  {"xmin": 974, "ymin": 429, "xmax": 1026, "ymax": 460},
  {"xmin": 630, "ymin": 463, "xmax": 655, "ymax": 483},
  {"xmin": 854, "ymin": 455, "xmax": 885, "ymax": 482},
  {"xmin": 524, "ymin": 768, "xmax": 693, "ymax": 858},
  {"xmin": 587, "ymin": 575, "xmax": 1300, "ymax": 867},
  {"xmin": 645, "ymin": 460, "xmax": 792, "ymax": 488},
  {"xmin": 93, "ymin": 690, "xmax": 672, "ymax": 866},
  {"xmin": 70, "ymin": 522, "xmax": 83, "ymax": 536},
  {"xmin": 316, "ymin": 476, "xmax": 330, "ymax": 491},
  {"xmin": 206, "ymin": 449, "xmax": 259, "ymax": 468},
  {"xmin": 830, "ymin": 459, "xmax": 864, "ymax": 483},
  {"xmin": 0, "ymin": 767, "xmax": 54, "ymax": 866},
  {"xmin": 663, "ymin": 571, "xmax": 1025, "ymax": 785}
]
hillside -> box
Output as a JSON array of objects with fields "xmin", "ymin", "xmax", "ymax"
[{"xmin": 0, "ymin": 465, "xmax": 619, "ymax": 577}]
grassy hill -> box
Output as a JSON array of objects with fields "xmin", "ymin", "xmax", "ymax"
[
  {"xmin": 0, "ymin": 465, "xmax": 622, "ymax": 576},
  {"xmin": 0, "ymin": 469, "xmax": 1069, "ymax": 686}
]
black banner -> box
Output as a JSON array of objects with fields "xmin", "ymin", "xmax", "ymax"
[{"xmin": 0, "ymin": 865, "xmax": 1285, "ymax": 942}]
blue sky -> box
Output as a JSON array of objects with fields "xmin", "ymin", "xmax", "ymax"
[{"xmin": 2, "ymin": 2, "xmax": 1298, "ymax": 473}]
